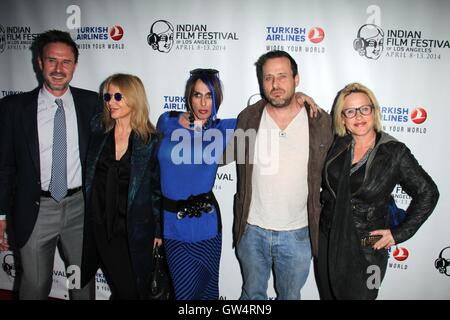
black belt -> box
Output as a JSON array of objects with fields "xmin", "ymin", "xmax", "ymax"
[
  {"xmin": 41, "ymin": 186, "xmax": 82, "ymax": 198},
  {"xmin": 163, "ymin": 191, "xmax": 215, "ymax": 220}
]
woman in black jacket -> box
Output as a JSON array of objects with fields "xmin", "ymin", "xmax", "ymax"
[
  {"xmin": 81, "ymin": 74, "xmax": 162, "ymax": 299},
  {"xmin": 318, "ymin": 82, "xmax": 439, "ymax": 300}
]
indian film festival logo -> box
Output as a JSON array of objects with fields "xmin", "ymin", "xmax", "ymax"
[
  {"xmin": 0, "ymin": 24, "xmax": 5, "ymax": 53},
  {"xmin": 147, "ymin": 19, "xmax": 238, "ymax": 53},
  {"xmin": 381, "ymin": 105, "xmax": 429, "ymax": 136},
  {"xmin": 0, "ymin": 25, "xmax": 39, "ymax": 53},
  {"xmin": 265, "ymin": 25, "xmax": 326, "ymax": 54},
  {"xmin": 392, "ymin": 185, "xmax": 412, "ymax": 207},
  {"xmin": 2, "ymin": 253, "xmax": 19, "ymax": 279},
  {"xmin": 353, "ymin": 24, "xmax": 384, "ymax": 60},
  {"xmin": 214, "ymin": 168, "xmax": 234, "ymax": 192},
  {"xmin": 354, "ymin": 24, "xmax": 449, "ymax": 60},
  {"xmin": 435, "ymin": 246, "xmax": 450, "ymax": 277},
  {"xmin": 147, "ymin": 20, "xmax": 174, "ymax": 52}
]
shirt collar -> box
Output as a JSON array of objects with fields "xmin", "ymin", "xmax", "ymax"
[{"xmin": 40, "ymin": 85, "xmax": 72, "ymax": 107}]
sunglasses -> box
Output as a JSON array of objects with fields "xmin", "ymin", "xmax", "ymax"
[
  {"xmin": 190, "ymin": 68, "xmax": 219, "ymax": 77},
  {"xmin": 103, "ymin": 92, "xmax": 124, "ymax": 102}
]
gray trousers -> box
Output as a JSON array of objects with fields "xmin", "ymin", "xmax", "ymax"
[{"xmin": 19, "ymin": 190, "xmax": 94, "ymax": 300}]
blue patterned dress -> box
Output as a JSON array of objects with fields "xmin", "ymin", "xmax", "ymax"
[{"xmin": 157, "ymin": 111, "xmax": 236, "ymax": 300}]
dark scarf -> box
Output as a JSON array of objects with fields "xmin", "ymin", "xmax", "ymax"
[{"xmin": 328, "ymin": 145, "xmax": 376, "ymax": 299}]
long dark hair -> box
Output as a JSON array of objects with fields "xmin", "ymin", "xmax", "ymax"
[{"xmin": 184, "ymin": 68, "xmax": 223, "ymax": 126}]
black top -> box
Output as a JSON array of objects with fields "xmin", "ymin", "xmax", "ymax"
[
  {"xmin": 90, "ymin": 130, "xmax": 133, "ymax": 240},
  {"xmin": 327, "ymin": 150, "xmax": 366, "ymax": 195},
  {"xmin": 350, "ymin": 163, "xmax": 366, "ymax": 194}
]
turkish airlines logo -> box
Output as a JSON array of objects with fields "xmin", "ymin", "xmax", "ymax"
[
  {"xmin": 308, "ymin": 27, "xmax": 325, "ymax": 43},
  {"xmin": 411, "ymin": 107, "xmax": 427, "ymax": 124},
  {"xmin": 392, "ymin": 246, "xmax": 409, "ymax": 261},
  {"xmin": 110, "ymin": 25, "xmax": 124, "ymax": 41}
]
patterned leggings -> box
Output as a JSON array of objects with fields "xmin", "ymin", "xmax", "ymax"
[{"xmin": 164, "ymin": 233, "xmax": 222, "ymax": 300}]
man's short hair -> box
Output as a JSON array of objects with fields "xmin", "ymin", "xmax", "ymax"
[
  {"xmin": 255, "ymin": 50, "xmax": 298, "ymax": 99},
  {"xmin": 32, "ymin": 29, "xmax": 79, "ymax": 63}
]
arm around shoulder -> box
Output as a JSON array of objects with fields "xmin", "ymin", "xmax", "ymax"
[{"xmin": 318, "ymin": 109, "xmax": 334, "ymax": 149}]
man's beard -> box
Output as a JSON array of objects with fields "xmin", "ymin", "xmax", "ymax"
[
  {"xmin": 45, "ymin": 71, "xmax": 70, "ymax": 92},
  {"xmin": 45, "ymin": 80, "xmax": 69, "ymax": 92},
  {"xmin": 266, "ymin": 92, "xmax": 295, "ymax": 108}
]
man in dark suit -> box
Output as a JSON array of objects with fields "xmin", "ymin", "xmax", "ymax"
[{"xmin": 0, "ymin": 30, "xmax": 100, "ymax": 299}]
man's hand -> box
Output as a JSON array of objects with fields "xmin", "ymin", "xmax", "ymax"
[
  {"xmin": 0, "ymin": 220, "xmax": 9, "ymax": 251},
  {"xmin": 295, "ymin": 92, "xmax": 322, "ymax": 118}
]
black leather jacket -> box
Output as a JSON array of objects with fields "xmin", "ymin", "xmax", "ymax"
[{"xmin": 321, "ymin": 132, "xmax": 439, "ymax": 244}]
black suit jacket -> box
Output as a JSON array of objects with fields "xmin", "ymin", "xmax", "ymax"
[{"xmin": 0, "ymin": 86, "xmax": 101, "ymax": 248}]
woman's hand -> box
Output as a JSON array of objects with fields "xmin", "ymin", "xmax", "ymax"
[
  {"xmin": 154, "ymin": 237, "xmax": 163, "ymax": 248},
  {"xmin": 295, "ymin": 92, "xmax": 321, "ymax": 118},
  {"xmin": 0, "ymin": 220, "xmax": 9, "ymax": 251},
  {"xmin": 370, "ymin": 229, "xmax": 395, "ymax": 250}
]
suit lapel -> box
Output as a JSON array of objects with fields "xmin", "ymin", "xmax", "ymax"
[
  {"xmin": 84, "ymin": 117, "xmax": 109, "ymax": 204},
  {"xmin": 71, "ymin": 87, "xmax": 91, "ymax": 167},
  {"xmin": 21, "ymin": 89, "xmax": 40, "ymax": 176},
  {"xmin": 128, "ymin": 134, "xmax": 154, "ymax": 213}
]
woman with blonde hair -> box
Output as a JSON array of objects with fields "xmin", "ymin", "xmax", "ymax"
[
  {"xmin": 318, "ymin": 82, "xmax": 439, "ymax": 299},
  {"xmin": 81, "ymin": 73, "xmax": 162, "ymax": 299}
]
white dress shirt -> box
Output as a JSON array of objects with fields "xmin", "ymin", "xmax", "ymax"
[{"xmin": 37, "ymin": 86, "xmax": 82, "ymax": 190}]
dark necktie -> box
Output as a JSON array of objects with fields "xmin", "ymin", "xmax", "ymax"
[{"xmin": 49, "ymin": 98, "xmax": 68, "ymax": 202}]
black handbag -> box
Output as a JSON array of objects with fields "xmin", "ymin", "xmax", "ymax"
[{"xmin": 149, "ymin": 245, "xmax": 173, "ymax": 300}]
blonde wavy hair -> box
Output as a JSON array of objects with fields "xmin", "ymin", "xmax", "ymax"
[
  {"xmin": 333, "ymin": 82, "xmax": 382, "ymax": 137},
  {"xmin": 102, "ymin": 73, "xmax": 156, "ymax": 143}
]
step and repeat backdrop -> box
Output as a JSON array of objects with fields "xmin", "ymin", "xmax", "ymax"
[{"xmin": 1, "ymin": 0, "xmax": 449, "ymax": 299}]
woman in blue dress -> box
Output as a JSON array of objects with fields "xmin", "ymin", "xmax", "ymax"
[{"xmin": 157, "ymin": 69, "xmax": 236, "ymax": 300}]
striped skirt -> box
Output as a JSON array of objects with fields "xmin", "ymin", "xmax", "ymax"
[{"xmin": 164, "ymin": 233, "xmax": 222, "ymax": 300}]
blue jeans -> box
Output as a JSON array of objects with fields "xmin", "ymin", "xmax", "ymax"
[{"xmin": 236, "ymin": 224, "xmax": 312, "ymax": 300}]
